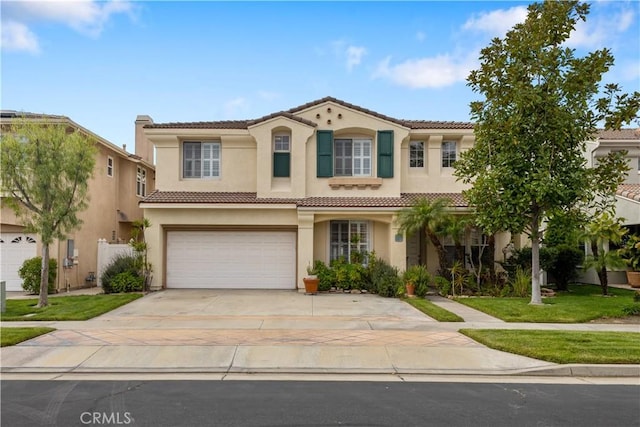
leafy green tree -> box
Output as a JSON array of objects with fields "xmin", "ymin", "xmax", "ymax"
[
  {"xmin": 582, "ymin": 213, "xmax": 627, "ymax": 296},
  {"xmin": 397, "ymin": 197, "xmax": 450, "ymax": 274},
  {"xmin": 440, "ymin": 215, "xmax": 471, "ymax": 265},
  {"xmin": 1, "ymin": 118, "xmax": 97, "ymax": 307},
  {"xmin": 454, "ymin": 1, "xmax": 638, "ymax": 304}
]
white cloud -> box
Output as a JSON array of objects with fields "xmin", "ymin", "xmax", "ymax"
[
  {"xmin": 1, "ymin": 0, "xmax": 134, "ymax": 53},
  {"xmin": 346, "ymin": 45, "xmax": 367, "ymax": 71},
  {"xmin": 373, "ymin": 54, "xmax": 476, "ymax": 89},
  {"xmin": 1, "ymin": 21, "xmax": 40, "ymax": 54},
  {"xmin": 463, "ymin": 6, "xmax": 528, "ymax": 37},
  {"xmin": 567, "ymin": 6, "xmax": 636, "ymax": 49},
  {"xmin": 331, "ymin": 40, "xmax": 367, "ymax": 71},
  {"xmin": 223, "ymin": 97, "xmax": 249, "ymax": 118}
]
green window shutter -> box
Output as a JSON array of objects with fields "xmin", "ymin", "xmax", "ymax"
[
  {"xmin": 317, "ymin": 130, "xmax": 334, "ymax": 177},
  {"xmin": 377, "ymin": 130, "xmax": 394, "ymax": 178},
  {"xmin": 273, "ymin": 152, "xmax": 290, "ymax": 177}
]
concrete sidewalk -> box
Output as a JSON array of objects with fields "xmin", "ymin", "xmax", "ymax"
[{"xmin": 1, "ymin": 290, "xmax": 639, "ymax": 378}]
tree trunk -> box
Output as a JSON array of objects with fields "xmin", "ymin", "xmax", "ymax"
[
  {"xmin": 427, "ymin": 231, "xmax": 449, "ymax": 275},
  {"xmin": 487, "ymin": 234, "xmax": 496, "ymax": 277},
  {"xmin": 455, "ymin": 241, "xmax": 465, "ymax": 265},
  {"xmin": 530, "ymin": 217, "xmax": 543, "ymax": 305},
  {"xmin": 598, "ymin": 266, "xmax": 608, "ymax": 296},
  {"xmin": 38, "ymin": 244, "xmax": 50, "ymax": 308}
]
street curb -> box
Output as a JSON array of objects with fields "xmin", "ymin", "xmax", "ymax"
[{"xmin": 2, "ymin": 365, "xmax": 639, "ymax": 378}]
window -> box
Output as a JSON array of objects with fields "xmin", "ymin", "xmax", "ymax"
[
  {"xmin": 334, "ymin": 138, "xmax": 371, "ymax": 176},
  {"xmin": 107, "ymin": 157, "xmax": 114, "ymax": 177},
  {"xmin": 409, "ymin": 141, "xmax": 424, "ymax": 168},
  {"xmin": 183, "ymin": 141, "xmax": 220, "ymax": 178},
  {"xmin": 273, "ymin": 133, "xmax": 291, "ymax": 177},
  {"xmin": 330, "ymin": 220, "xmax": 369, "ymax": 263},
  {"xmin": 137, "ymin": 167, "xmax": 147, "ymax": 197},
  {"xmin": 442, "ymin": 141, "xmax": 457, "ymax": 168}
]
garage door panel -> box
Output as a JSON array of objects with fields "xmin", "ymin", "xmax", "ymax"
[
  {"xmin": 166, "ymin": 231, "xmax": 296, "ymax": 289},
  {"xmin": 0, "ymin": 234, "xmax": 37, "ymax": 291}
]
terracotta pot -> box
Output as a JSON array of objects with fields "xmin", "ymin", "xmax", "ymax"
[
  {"xmin": 626, "ymin": 271, "xmax": 640, "ymax": 288},
  {"xmin": 405, "ymin": 283, "xmax": 415, "ymax": 296},
  {"xmin": 303, "ymin": 276, "xmax": 319, "ymax": 294}
]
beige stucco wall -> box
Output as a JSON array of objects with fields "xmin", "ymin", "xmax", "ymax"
[{"xmin": 1, "ymin": 118, "xmax": 155, "ymax": 292}]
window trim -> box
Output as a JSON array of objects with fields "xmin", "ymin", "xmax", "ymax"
[
  {"xmin": 334, "ymin": 137, "xmax": 372, "ymax": 177},
  {"xmin": 107, "ymin": 156, "xmax": 114, "ymax": 177},
  {"xmin": 273, "ymin": 133, "xmax": 291, "ymax": 153},
  {"xmin": 329, "ymin": 220, "xmax": 370, "ymax": 263},
  {"xmin": 182, "ymin": 140, "xmax": 221, "ymax": 179},
  {"xmin": 409, "ymin": 141, "xmax": 425, "ymax": 168},
  {"xmin": 136, "ymin": 166, "xmax": 147, "ymax": 197},
  {"xmin": 442, "ymin": 140, "xmax": 457, "ymax": 168}
]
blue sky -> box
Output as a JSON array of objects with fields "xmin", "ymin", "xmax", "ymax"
[{"xmin": 2, "ymin": 1, "xmax": 639, "ymax": 151}]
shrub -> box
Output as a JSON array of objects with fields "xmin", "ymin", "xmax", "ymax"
[
  {"xmin": 634, "ymin": 291, "xmax": 640, "ymax": 303},
  {"xmin": 18, "ymin": 257, "xmax": 57, "ymax": 294},
  {"xmin": 622, "ymin": 304, "xmax": 640, "ymax": 316},
  {"xmin": 500, "ymin": 247, "xmax": 533, "ymax": 279},
  {"xmin": 511, "ymin": 267, "xmax": 531, "ymax": 297},
  {"xmin": 101, "ymin": 253, "xmax": 140, "ymax": 294},
  {"xmin": 312, "ymin": 260, "xmax": 334, "ymax": 291},
  {"xmin": 434, "ymin": 276, "xmax": 451, "ymax": 296},
  {"xmin": 541, "ymin": 244, "xmax": 584, "ymax": 291},
  {"xmin": 368, "ymin": 257, "xmax": 401, "ymax": 297},
  {"xmin": 110, "ymin": 271, "xmax": 143, "ymax": 293}
]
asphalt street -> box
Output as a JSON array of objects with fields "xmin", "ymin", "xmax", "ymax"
[{"xmin": 2, "ymin": 380, "xmax": 639, "ymax": 427}]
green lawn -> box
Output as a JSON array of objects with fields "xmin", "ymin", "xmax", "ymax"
[
  {"xmin": 0, "ymin": 294, "xmax": 143, "ymax": 321},
  {"xmin": 1, "ymin": 327, "xmax": 56, "ymax": 347},
  {"xmin": 460, "ymin": 329, "xmax": 640, "ymax": 364},
  {"xmin": 455, "ymin": 285, "xmax": 638, "ymax": 322},
  {"xmin": 403, "ymin": 297, "xmax": 464, "ymax": 322}
]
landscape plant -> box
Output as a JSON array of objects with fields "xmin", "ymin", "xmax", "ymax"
[
  {"xmin": 454, "ymin": 0, "xmax": 639, "ymax": 305},
  {"xmin": 18, "ymin": 257, "xmax": 57, "ymax": 295},
  {"xmin": 1, "ymin": 118, "xmax": 97, "ymax": 307}
]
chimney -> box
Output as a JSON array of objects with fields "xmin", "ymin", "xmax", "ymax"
[{"xmin": 135, "ymin": 115, "xmax": 154, "ymax": 164}]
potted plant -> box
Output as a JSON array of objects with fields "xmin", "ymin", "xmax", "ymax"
[
  {"xmin": 402, "ymin": 267, "xmax": 420, "ymax": 297},
  {"xmin": 619, "ymin": 234, "xmax": 640, "ymax": 288},
  {"xmin": 303, "ymin": 264, "xmax": 319, "ymax": 295}
]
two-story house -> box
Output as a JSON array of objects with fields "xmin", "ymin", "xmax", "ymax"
[
  {"xmin": 138, "ymin": 97, "xmax": 516, "ymax": 290},
  {"xmin": 0, "ymin": 111, "xmax": 155, "ymax": 292}
]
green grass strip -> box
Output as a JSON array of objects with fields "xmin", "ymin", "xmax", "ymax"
[
  {"xmin": 404, "ymin": 297, "xmax": 464, "ymax": 322},
  {"xmin": 1, "ymin": 327, "xmax": 56, "ymax": 347},
  {"xmin": 0, "ymin": 293, "xmax": 143, "ymax": 321},
  {"xmin": 460, "ymin": 329, "xmax": 640, "ymax": 364},
  {"xmin": 455, "ymin": 284, "xmax": 638, "ymax": 323}
]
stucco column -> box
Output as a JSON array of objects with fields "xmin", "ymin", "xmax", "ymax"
[
  {"xmin": 297, "ymin": 211, "xmax": 315, "ymax": 290},
  {"xmin": 145, "ymin": 220, "xmax": 164, "ymax": 291},
  {"xmin": 389, "ymin": 214, "xmax": 406, "ymax": 272}
]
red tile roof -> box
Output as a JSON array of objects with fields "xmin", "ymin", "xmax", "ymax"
[
  {"xmin": 141, "ymin": 191, "xmax": 467, "ymax": 208},
  {"xmin": 597, "ymin": 129, "xmax": 640, "ymax": 140},
  {"xmin": 617, "ymin": 184, "xmax": 640, "ymax": 202},
  {"xmin": 144, "ymin": 97, "xmax": 474, "ymax": 130}
]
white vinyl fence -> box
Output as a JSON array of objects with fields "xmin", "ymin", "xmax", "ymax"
[{"xmin": 96, "ymin": 239, "xmax": 134, "ymax": 287}]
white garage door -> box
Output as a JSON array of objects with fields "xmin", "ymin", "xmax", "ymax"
[
  {"xmin": 166, "ymin": 230, "xmax": 296, "ymax": 289},
  {"xmin": 0, "ymin": 233, "xmax": 37, "ymax": 291}
]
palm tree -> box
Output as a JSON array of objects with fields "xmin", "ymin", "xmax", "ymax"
[
  {"xmin": 397, "ymin": 197, "xmax": 451, "ymax": 274},
  {"xmin": 581, "ymin": 213, "xmax": 627, "ymax": 296},
  {"xmin": 441, "ymin": 215, "xmax": 471, "ymax": 265}
]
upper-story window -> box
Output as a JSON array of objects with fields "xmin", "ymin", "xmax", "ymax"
[
  {"xmin": 136, "ymin": 166, "xmax": 147, "ymax": 197},
  {"xmin": 107, "ymin": 156, "xmax": 114, "ymax": 177},
  {"xmin": 183, "ymin": 141, "xmax": 220, "ymax": 178},
  {"xmin": 409, "ymin": 141, "xmax": 424, "ymax": 168},
  {"xmin": 442, "ymin": 141, "xmax": 457, "ymax": 168},
  {"xmin": 273, "ymin": 133, "xmax": 291, "ymax": 177},
  {"xmin": 335, "ymin": 138, "xmax": 371, "ymax": 176}
]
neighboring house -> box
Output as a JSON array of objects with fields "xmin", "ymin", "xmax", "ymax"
[
  {"xmin": 581, "ymin": 128, "xmax": 640, "ymax": 284},
  {"xmin": 0, "ymin": 111, "xmax": 155, "ymax": 292},
  {"xmin": 138, "ymin": 97, "xmax": 513, "ymax": 291}
]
